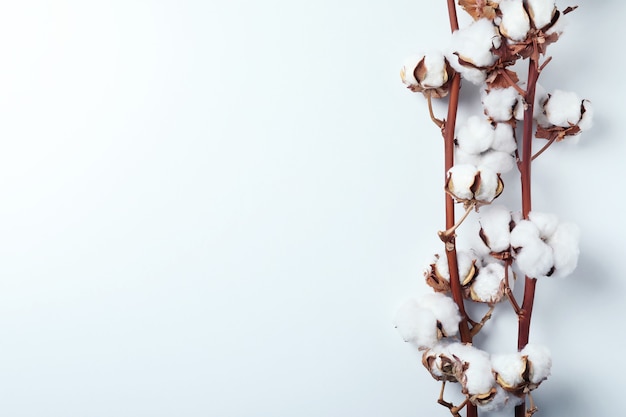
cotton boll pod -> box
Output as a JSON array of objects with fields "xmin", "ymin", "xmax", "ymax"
[
  {"xmin": 422, "ymin": 343, "xmax": 458, "ymax": 382},
  {"xmin": 458, "ymin": 0, "xmax": 499, "ymax": 20},
  {"xmin": 400, "ymin": 52, "xmax": 456, "ymax": 98},
  {"xmin": 445, "ymin": 164, "xmax": 504, "ymax": 207},
  {"xmin": 479, "ymin": 204, "xmax": 515, "ymax": 257},
  {"xmin": 417, "ymin": 293, "xmax": 462, "ymax": 338},
  {"xmin": 449, "ymin": 18, "xmax": 502, "ymax": 85},
  {"xmin": 425, "ymin": 251, "xmax": 479, "ymax": 292},
  {"xmin": 497, "ymin": 0, "xmax": 531, "ymax": 42},
  {"xmin": 492, "ymin": 352, "xmax": 527, "ymax": 395},
  {"xmin": 468, "ymin": 262, "xmax": 509, "ymax": 303},
  {"xmin": 393, "ymin": 298, "xmax": 439, "ymax": 349},
  {"xmin": 526, "ymin": 0, "xmax": 557, "ymax": 30},
  {"xmin": 521, "ymin": 343, "xmax": 552, "ymax": 388},
  {"xmin": 543, "ymin": 90, "xmax": 583, "ymax": 127},
  {"xmin": 457, "ymin": 116, "xmax": 496, "ymax": 154},
  {"xmin": 482, "ymin": 87, "xmax": 520, "ymax": 122}
]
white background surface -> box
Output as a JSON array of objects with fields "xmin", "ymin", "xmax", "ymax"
[{"xmin": 0, "ymin": 1, "xmax": 623, "ymax": 416}]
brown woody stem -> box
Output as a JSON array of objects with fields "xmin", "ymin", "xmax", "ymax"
[
  {"xmin": 532, "ymin": 137, "xmax": 556, "ymax": 160},
  {"xmin": 427, "ymin": 92, "xmax": 445, "ymax": 128}
]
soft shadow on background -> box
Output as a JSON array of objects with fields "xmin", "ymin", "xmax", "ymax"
[{"xmin": 0, "ymin": 1, "xmax": 623, "ymax": 416}]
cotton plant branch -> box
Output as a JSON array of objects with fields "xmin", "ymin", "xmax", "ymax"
[{"xmin": 394, "ymin": 1, "xmax": 593, "ymax": 417}]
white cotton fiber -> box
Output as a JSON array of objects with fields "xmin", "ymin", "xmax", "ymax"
[
  {"xmin": 544, "ymin": 90, "xmax": 582, "ymax": 127},
  {"xmin": 578, "ymin": 100, "xmax": 593, "ymax": 131},
  {"xmin": 474, "ymin": 166, "xmax": 502, "ymax": 202},
  {"xmin": 448, "ymin": 343, "xmax": 495, "ymax": 395},
  {"xmin": 400, "ymin": 55, "xmax": 421, "ymax": 87},
  {"xmin": 456, "ymin": 147, "xmax": 483, "ymax": 166},
  {"xmin": 457, "ymin": 116, "xmax": 495, "ymax": 154},
  {"xmin": 521, "ymin": 343, "xmax": 552, "ymax": 384},
  {"xmin": 514, "ymin": 240, "xmax": 554, "ymax": 279},
  {"xmin": 394, "ymin": 299, "xmax": 438, "ymax": 348},
  {"xmin": 478, "ymin": 385, "xmax": 517, "ymax": 412},
  {"xmin": 450, "ymin": 18, "xmax": 501, "ymax": 67},
  {"xmin": 447, "ymin": 164, "xmax": 479, "ymax": 201},
  {"xmin": 492, "ymin": 352, "xmax": 525, "ymax": 388},
  {"xmin": 481, "ymin": 150, "xmax": 515, "ymax": 174},
  {"xmin": 527, "ymin": 0, "xmax": 556, "ymax": 29},
  {"xmin": 510, "ymin": 219, "xmax": 540, "ymax": 248},
  {"xmin": 491, "ymin": 123, "xmax": 517, "ymax": 153},
  {"xmin": 471, "ymin": 262, "xmax": 506, "ymax": 303},
  {"xmin": 479, "ymin": 205, "xmax": 513, "ymax": 253},
  {"xmin": 498, "ymin": 0, "xmax": 530, "ymax": 41},
  {"xmin": 482, "ymin": 87, "xmax": 520, "ymax": 122},
  {"xmin": 528, "ymin": 211, "xmax": 559, "ymax": 238},
  {"xmin": 548, "ymin": 222, "xmax": 580, "ymax": 278},
  {"xmin": 434, "ymin": 250, "xmax": 477, "ymax": 283},
  {"xmin": 417, "ymin": 293, "xmax": 461, "ymax": 337},
  {"xmin": 422, "ymin": 51, "xmax": 448, "ymax": 88}
]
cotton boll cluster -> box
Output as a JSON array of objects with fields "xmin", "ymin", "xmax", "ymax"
[
  {"xmin": 492, "ymin": 344, "xmax": 552, "ymax": 395},
  {"xmin": 455, "ymin": 117, "xmax": 517, "ymax": 174},
  {"xmin": 425, "ymin": 251, "xmax": 478, "ymax": 292},
  {"xmin": 394, "ymin": 293, "xmax": 461, "ymax": 350},
  {"xmin": 448, "ymin": 18, "xmax": 501, "ymax": 85},
  {"xmin": 445, "ymin": 164, "xmax": 504, "ymax": 206},
  {"xmin": 510, "ymin": 211, "xmax": 580, "ymax": 279},
  {"xmin": 400, "ymin": 51, "xmax": 456, "ymax": 98}
]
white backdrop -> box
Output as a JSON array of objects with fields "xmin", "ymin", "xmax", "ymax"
[{"xmin": 0, "ymin": 1, "xmax": 623, "ymax": 416}]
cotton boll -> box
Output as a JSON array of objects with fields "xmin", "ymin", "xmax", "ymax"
[
  {"xmin": 457, "ymin": 116, "xmax": 496, "ymax": 154},
  {"xmin": 526, "ymin": 0, "xmax": 556, "ymax": 29},
  {"xmin": 450, "ymin": 18, "xmax": 501, "ymax": 67},
  {"xmin": 422, "ymin": 342, "xmax": 457, "ymax": 382},
  {"xmin": 432, "ymin": 250, "xmax": 478, "ymax": 285},
  {"xmin": 482, "ymin": 87, "xmax": 520, "ymax": 122},
  {"xmin": 446, "ymin": 164, "xmax": 479, "ymax": 201},
  {"xmin": 421, "ymin": 51, "xmax": 449, "ymax": 88},
  {"xmin": 470, "ymin": 262, "xmax": 507, "ymax": 303},
  {"xmin": 400, "ymin": 55, "xmax": 422, "ymax": 88},
  {"xmin": 498, "ymin": 0, "xmax": 530, "ymax": 41},
  {"xmin": 479, "ymin": 205, "xmax": 513, "ymax": 253},
  {"xmin": 481, "ymin": 150, "xmax": 515, "ymax": 174},
  {"xmin": 548, "ymin": 222, "xmax": 580, "ymax": 278},
  {"xmin": 528, "ymin": 211, "xmax": 559, "ymax": 238},
  {"xmin": 492, "ymin": 352, "xmax": 525, "ymax": 390},
  {"xmin": 448, "ymin": 343, "xmax": 495, "ymax": 396},
  {"xmin": 394, "ymin": 299, "xmax": 438, "ymax": 348},
  {"xmin": 491, "ymin": 123, "xmax": 517, "ymax": 153},
  {"xmin": 544, "ymin": 90, "xmax": 582, "ymax": 127},
  {"xmin": 418, "ymin": 293, "xmax": 461, "ymax": 337},
  {"xmin": 474, "ymin": 166, "xmax": 503, "ymax": 203},
  {"xmin": 514, "ymin": 239, "xmax": 554, "ymax": 279},
  {"xmin": 521, "ymin": 343, "xmax": 552, "ymax": 385}
]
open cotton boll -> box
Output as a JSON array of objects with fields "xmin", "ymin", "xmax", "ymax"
[
  {"xmin": 498, "ymin": 0, "xmax": 530, "ymax": 41},
  {"xmin": 446, "ymin": 164, "xmax": 479, "ymax": 201},
  {"xmin": 491, "ymin": 123, "xmax": 517, "ymax": 153},
  {"xmin": 394, "ymin": 299, "xmax": 438, "ymax": 348},
  {"xmin": 450, "ymin": 18, "xmax": 501, "ymax": 67},
  {"xmin": 514, "ymin": 240, "xmax": 554, "ymax": 279},
  {"xmin": 448, "ymin": 343, "xmax": 495, "ymax": 396},
  {"xmin": 521, "ymin": 343, "xmax": 552, "ymax": 384},
  {"xmin": 457, "ymin": 116, "xmax": 495, "ymax": 154},
  {"xmin": 422, "ymin": 342, "xmax": 456, "ymax": 381},
  {"xmin": 482, "ymin": 87, "xmax": 520, "ymax": 122},
  {"xmin": 470, "ymin": 262, "xmax": 507, "ymax": 303},
  {"xmin": 481, "ymin": 150, "xmax": 515, "ymax": 174},
  {"xmin": 492, "ymin": 352, "xmax": 525, "ymax": 389},
  {"xmin": 433, "ymin": 250, "xmax": 478, "ymax": 284},
  {"xmin": 400, "ymin": 55, "xmax": 422, "ymax": 87},
  {"xmin": 526, "ymin": 0, "xmax": 556, "ymax": 29},
  {"xmin": 474, "ymin": 165, "xmax": 503, "ymax": 202},
  {"xmin": 417, "ymin": 293, "xmax": 461, "ymax": 337},
  {"xmin": 479, "ymin": 205, "xmax": 513, "ymax": 253},
  {"xmin": 548, "ymin": 222, "xmax": 580, "ymax": 278},
  {"xmin": 544, "ymin": 90, "xmax": 582, "ymax": 127},
  {"xmin": 528, "ymin": 211, "xmax": 559, "ymax": 238},
  {"xmin": 421, "ymin": 51, "xmax": 449, "ymax": 88}
]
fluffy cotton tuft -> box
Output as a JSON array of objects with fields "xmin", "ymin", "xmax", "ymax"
[
  {"xmin": 446, "ymin": 164, "xmax": 478, "ymax": 201},
  {"xmin": 470, "ymin": 262, "xmax": 507, "ymax": 303},
  {"xmin": 417, "ymin": 293, "xmax": 462, "ymax": 337},
  {"xmin": 394, "ymin": 299, "xmax": 438, "ymax": 348},
  {"xmin": 473, "ymin": 165, "xmax": 503, "ymax": 203},
  {"xmin": 482, "ymin": 87, "xmax": 520, "ymax": 122},
  {"xmin": 421, "ymin": 51, "xmax": 448, "ymax": 88},
  {"xmin": 479, "ymin": 205, "xmax": 514, "ymax": 253},
  {"xmin": 491, "ymin": 123, "xmax": 517, "ymax": 153},
  {"xmin": 528, "ymin": 211, "xmax": 559, "ymax": 238},
  {"xmin": 449, "ymin": 18, "xmax": 501, "ymax": 85},
  {"xmin": 510, "ymin": 220, "xmax": 554, "ymax": 278},
  {"xmin": 457, "ymin": 116, "xmax": 496, "ymax": 154},
  {"xmin": 544, "ymin": 90, "xmax": 582, "ymax": 127},
  {"xmin": 521, "ymin": 343, "xmax": 552, "ymax": 384},
  {"xmin": 480, "ymin": 150, "xmax": 516, "ymax": 174},
  {"xmin": 448, "ymin": 343, "xmax": 495, "ymax": 396},
  {"xmin": 526, "ymin": 0, "xmax": 556, "ymax": 29},
  {"xmin": 548, "ymin": 222, "xmax": 580, "ymax": 278},
  {"xmin": 498, "ymin": 0, "xmax": 530, "ymax": 41},
  {"xmin": 492, "ymin": 352, "xmax": 525, "ymax": 388}
]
